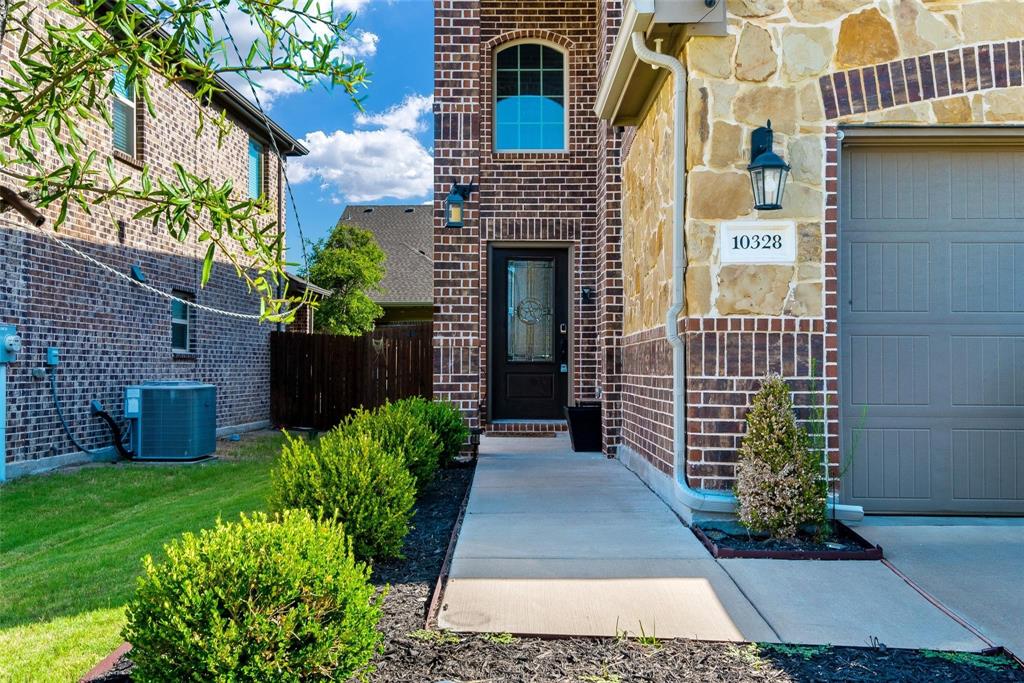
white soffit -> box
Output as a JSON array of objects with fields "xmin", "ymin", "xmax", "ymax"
[{"xmin": 595, "ymin": 0, "xmax": 727, "ymax": 126}]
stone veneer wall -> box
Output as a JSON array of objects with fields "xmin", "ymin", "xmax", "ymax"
[
  {"xmin": 620, "ymin": 0, "xmax": 1024, "ymax": 488},
  {"xmin": 0, "ymin": 5, "xmax": 286, "ymax": 470}
]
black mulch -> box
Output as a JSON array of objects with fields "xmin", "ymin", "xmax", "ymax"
[
  {"xmin": 695, "ymin": 521, "xmax": 877, "ymax": 555},
  {"xmin": 91, "ymin": 465, "xmax": 1024, "ymax": 682}
]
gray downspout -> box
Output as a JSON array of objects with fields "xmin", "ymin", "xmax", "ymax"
[{"xmin": 631, "ymin": 33, "xmax": 733, "ymax": 514}]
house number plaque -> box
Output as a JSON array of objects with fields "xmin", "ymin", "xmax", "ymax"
[{"xmin": 720, "ymin": 220, "xmax": 796, "ymax": 265}]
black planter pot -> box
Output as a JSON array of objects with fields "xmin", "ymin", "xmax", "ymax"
[{"xmin": 565, "ymin": 402, "xmax": 602, "ymax": 452}]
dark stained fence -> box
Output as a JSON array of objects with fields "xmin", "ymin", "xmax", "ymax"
[{"xmin": 271, "ymin": 323, "xmax": 433, "ymax": 430}]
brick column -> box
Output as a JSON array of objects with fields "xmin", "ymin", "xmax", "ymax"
[
  {"xmin": 433, "ymin": 0, "xmax": 482, "ymax": 427},
  {"xmin": 596, "ymin": 0, "xmax": 623, "ymax": 455}
]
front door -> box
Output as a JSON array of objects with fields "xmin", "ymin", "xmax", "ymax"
[{"xmin": 491, "ymin": 248, "xmax": 569, "ymax": 419}]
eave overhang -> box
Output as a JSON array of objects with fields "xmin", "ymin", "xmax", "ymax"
[{"xmin": 594, "ymin": 0, "xmax": 728, "ymax": 127}]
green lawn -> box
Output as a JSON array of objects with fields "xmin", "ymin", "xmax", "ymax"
[{"xmin": 0, "ymin": 432, "xmax": 285, "ymax": 682}]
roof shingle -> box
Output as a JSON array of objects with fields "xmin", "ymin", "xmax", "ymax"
[{"xmin": 337, "ymin": 204, "xmax": 433, "ymax": 305}]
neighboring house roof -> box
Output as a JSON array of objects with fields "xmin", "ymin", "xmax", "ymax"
[
  {"xmin": 285, "ymin": 272, "xmax": 331, "ymax": 298},
  {"xmin": 338, "ymin": 204, "xmax": 433, "ymax": 305}
]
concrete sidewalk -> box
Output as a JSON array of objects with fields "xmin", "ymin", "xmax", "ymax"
[
  {"xmin": 437, "ymin": 435, "xmax": 989, "ymax": 651},
  {"xmin": 855, "ymin": 518, "xmax": 1024, "ymax": 657}
]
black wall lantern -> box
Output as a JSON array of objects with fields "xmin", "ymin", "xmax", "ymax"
[
  {"xmin": 747, "ymin": 120, "xmax": 790, "ymax": 211},
  {"xmin": 444, "ymin": 182, "xmax": 477, "ymax": 228}
]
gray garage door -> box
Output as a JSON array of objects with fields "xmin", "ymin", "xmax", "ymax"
[{"xmin": 840, "ymin": 141, "xmax": 1024, "ymax": 514}]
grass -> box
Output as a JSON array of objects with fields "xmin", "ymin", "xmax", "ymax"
[
  {"xmin": 920, "ymin": 649, "xmax": 1018, "ymax": 672},
  {"xmin": 0, "ymin": 432, "xmax": 285, "ymax": 682}
]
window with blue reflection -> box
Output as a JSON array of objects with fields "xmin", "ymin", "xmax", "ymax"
[{"xmin": 495, "ymin": 43, "xmax": 565, "ymax": 151}]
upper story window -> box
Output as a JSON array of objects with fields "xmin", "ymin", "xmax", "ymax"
[
  {"xmin": 112, "ymin": 67, "xmax": 136, "ymax": 156},
  {"xmin": 494, "ymin": 42, "xmax": 566, "ymax": 152},
  {"xmin": 248, "ymin": 137, "xmax": 264, "ymax": 199}
]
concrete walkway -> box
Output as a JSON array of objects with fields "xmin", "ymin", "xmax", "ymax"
[
  {"xmin": 855, "ymin": 518, "xmax": 1024, "ymax": 657},
  {"xmin": 437, "ymin": 435, "xmax": 990, "ymax": 651}
]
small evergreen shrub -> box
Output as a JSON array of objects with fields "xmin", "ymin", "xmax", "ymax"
[
  {"xmin": 341, "ymin": 403, "xmax": 441, "ymax": 490},
  {"xmin": 271, "ymin": 430, "xmax": 416, "ymax": 560},
  {"xmin": 734, "ymin": 375, "xmax": 827, "ymax": 539},
  {"xmin": 123, "ymin": 509, "xmax": 383, "ymax": 683},
  {"xmin": 394, "ymin": 397, "xmax": 469, "ymax": 466}
]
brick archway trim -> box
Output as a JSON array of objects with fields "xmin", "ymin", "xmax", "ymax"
[
  {"xmin": 819, "ymin": 41, "xmax": 1023, "ymax": 120},
  {"xmin": 482, "ymin": 29, "xmax": 575, "ymax": 52}
]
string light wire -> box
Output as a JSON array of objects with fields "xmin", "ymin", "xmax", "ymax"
[
  {"xmin": 215, "ymin": 5, "xmax": 313, "ymax": 276},
  {"xmin": 11, "ymin": 218, "xmax": 270, "ymax": 320}
]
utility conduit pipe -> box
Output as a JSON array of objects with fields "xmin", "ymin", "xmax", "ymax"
[{"xmin": 631, "ymin": 33, "xmax": 862, "ymax": 521}]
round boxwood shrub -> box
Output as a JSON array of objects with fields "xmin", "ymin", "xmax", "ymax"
[
  {"xmin": 271, "ymin": 430, "xmax": 416, "ymax": 560},
  {"xmin": 394, "ymin": 397, "xmax": 469, "ymax": 466},
  {"xmin": 123, "ymin": 509, "xmax": 383, "ymax": 683},
  {"xmin": 342, "ymin": 403, "xmax": 441, "ymax": 490},
  {"xmin": 734, "ymin": 375, "xmax": 828, "ymax": 539}
]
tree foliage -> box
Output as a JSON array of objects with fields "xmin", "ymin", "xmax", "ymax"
[
  {"xmin": 0, "ymin": 0, "xmax": 370, "ymax": 321},
  {"xmin": 305, "ymin": 221, "xmax": 385, "ymax": 335}
]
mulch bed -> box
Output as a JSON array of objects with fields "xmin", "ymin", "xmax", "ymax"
[
  {"xmin": 90, "ymin": 464, "xmax": 1024, "ymax": 682},
  {"xmin": 692, "ymin": 520, "xmax": 883, "ymax": 560}
]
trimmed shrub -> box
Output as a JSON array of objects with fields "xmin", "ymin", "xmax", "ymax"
[
  {"xmin": 341, "ymin": 403, "xmax": 441, "ymax": 490},
  {"xmin": 734, "ymin": 375, "xmax": 827, "ymax": 539},
  {"xmin": 123, "ymin": 509, "xmax": 383, "ymax": 683},
  {"xmin": 394, "ymin": 397, "xmax": 469, "ymax": 466},
  {"xmin": 271, "ymin": 430, "xmax": 416, "ymax": 560}
]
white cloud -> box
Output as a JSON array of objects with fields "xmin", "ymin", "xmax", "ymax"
[
  {"xmin": 354, "ymin": 93, "xmax": 431, "ymax": 132},
  {"xmin": 218, "ymin": 2, "xmax": 378, "ymax": 106},
  {"xmin": 288, "ymin": 94, "xmax": 434, "ymax": 203}
]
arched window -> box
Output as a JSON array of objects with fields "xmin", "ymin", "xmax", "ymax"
[{"xmin": 494, "ymin": 42, "xmax": 566, "ymax": 151}]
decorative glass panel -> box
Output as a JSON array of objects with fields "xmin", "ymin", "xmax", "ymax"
[
  {"xmin": 494, "ymin": 43, "xmax": 565, "ymax": 151},
  {"xmin": 507, "ymin": 259, "xmax": 554, "ymax": 362}
]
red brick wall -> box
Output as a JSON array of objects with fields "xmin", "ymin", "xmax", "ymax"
[
  {"xmin": 0, "ymin": 7, "xmax": 287, "ymax": 470},
  {"xmin": 433, "ymin": 0, "xmax": 609, "ymax": 429}
]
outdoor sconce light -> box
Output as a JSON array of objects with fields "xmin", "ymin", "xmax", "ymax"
[
  {"xmin": 747, "ymin": 120, "xmax": 790, "ymax": 211},
  {"xmin": 444, "ymin": 182, "xmax": 477, "ymax": 228}
]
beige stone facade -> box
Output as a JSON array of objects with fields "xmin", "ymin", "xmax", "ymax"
[
  {"xmin": 622, "ymin": 0, "xmax": 1024, "ymax": 336},
  {"xmin": 616, "ymin": 0, "xmax": 1024, "ymax": 491}
]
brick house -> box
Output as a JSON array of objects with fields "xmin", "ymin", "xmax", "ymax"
[
  {"xmin": 0, "ymin": 8, "xmax": 307, "ymax": 478},
  {"xmin": 434, "ymin": 0, "xmax": 1024, "ymax": 518}
]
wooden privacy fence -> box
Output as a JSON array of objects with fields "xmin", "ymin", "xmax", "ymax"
[{"xmin": 270, "ymin": 323, "xmax": 433, "ymax": 430}]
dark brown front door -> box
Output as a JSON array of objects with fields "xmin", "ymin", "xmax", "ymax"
[{"xmin": 491, "ymin": 248, "xmax": 569, "ymax": 419}]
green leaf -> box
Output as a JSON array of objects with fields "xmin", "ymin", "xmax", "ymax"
[{"xmin": 200, "ymin": 242, "xmax": 216, "ymax": 287}]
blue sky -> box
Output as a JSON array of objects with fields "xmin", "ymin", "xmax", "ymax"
[{"xmin": 238, "ymin": 0, "xmax": 434, "ymax": 269}]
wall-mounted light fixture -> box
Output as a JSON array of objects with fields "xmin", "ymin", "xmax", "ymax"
[
  {"xmin": 747, "ymin": 120, "xmax": 790, "ymax": 211},
  {"xmin": 444, "ymin": 182, "xmax": 478, "ymax": 228}
]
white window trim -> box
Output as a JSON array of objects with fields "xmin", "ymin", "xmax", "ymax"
[
  {"xmin": 112, "ymin": 78, "xmax": 137, "ymax": 157},
  {"xmin": 492, "ymin": 39, "xmax": 570, "ymax": 155},
  {"xmin": 170, "ymin": 293, "xmax": 193, "ymax": 353}
]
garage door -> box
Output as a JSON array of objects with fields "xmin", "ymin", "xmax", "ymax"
[{"xmin": 840, "ymin": 140, "xmax": 1024, "ymax": 514}]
